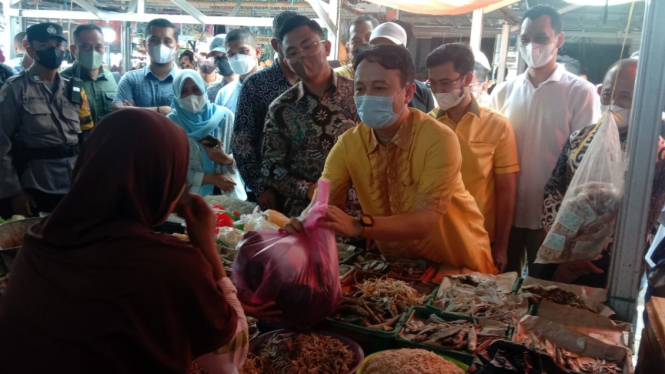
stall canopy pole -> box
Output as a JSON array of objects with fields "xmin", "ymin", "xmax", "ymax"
[
  {"xmin": 470, "ymin": 8, "xmax": 484, "ymax": 51},
  {"xmin": 330, "ymin": 0, "xmax": 340, "ymax": 60},
  {"xmin": 121, "ymin": 22, "xmax": 132, "ymax": 74},
  {"xmin": 608, "ymin": 0, "xmax": 665, "ymax": 323},
  {"xmin": 497, "ymin": 21, "xmax": 509, "ymax": 83},
  {"xmin": 305, "ymin": 0, "xmax": 339, "ymax": 60},
  {"xmin": 2, "ymin": 0, "xmax": 12, "ymax": 57}
]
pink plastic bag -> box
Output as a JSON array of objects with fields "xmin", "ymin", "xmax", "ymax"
[{"xmin": 232, "ymin": 179, "xmax": 342, "ymax": 329}]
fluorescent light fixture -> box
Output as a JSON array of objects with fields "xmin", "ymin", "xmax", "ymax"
[
  {"xmin": 564, "ymin": 0, "xmax": 640, "ymax": 5},
  {"xmin": 102, "ymin": 27, "xmax": 116, "ymax": 43}
]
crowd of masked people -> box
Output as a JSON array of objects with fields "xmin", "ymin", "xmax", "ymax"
[{"xmin": 1, "ymin": 4, "xmax": 664, "ymax": 373}]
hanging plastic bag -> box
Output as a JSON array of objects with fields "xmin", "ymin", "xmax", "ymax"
[
  {"xmin": 537, "ymin": 112, "xmax": 627, "ymax": 264},
  {"xmin": 232, "ymin": 179, "xmax": 342, "ymax": 329},
  {"xmin": 223, "ymin": 159, "xmax": 248, "ymax": 202}
]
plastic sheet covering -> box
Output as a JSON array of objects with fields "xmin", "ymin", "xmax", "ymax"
[{"xmin": 363, "ymin": 0, "xmax": 508, "ymax": 16}]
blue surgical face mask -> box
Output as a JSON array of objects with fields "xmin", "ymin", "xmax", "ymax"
[{"xmin": 354, "ymin": 87, "xmax": 407, "ymax": 129}]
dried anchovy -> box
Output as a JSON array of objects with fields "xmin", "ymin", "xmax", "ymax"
[
  {"xmin": 355, "ymin": 278, "xmax": 428, "ymax": 306},
  {"xmin": 257, "ymin": 333, "xmax": 354, "ymax": 374},
  {"xmin": 520, "ymin": 285, "xmax": 598, "ymax": 313}
]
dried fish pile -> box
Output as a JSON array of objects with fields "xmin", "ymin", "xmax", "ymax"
[
  {"xmin": 339, "ymin": 264, "xmax": 354, "ymax": 278},
  {"xmin": 332, "ymin": 278, "xmax": 427, "ymax": 331},
  {"xmin": 364, "ymin": 349, "xmax": 464, "ymax": 374},
  {"xmin": 242, "ymin": 354, "xmax": 276, "ymax": 374},
  {"xmin": 337, "ymin": 244, "xmax": 359, "ymax": 263},
  {"xmin": 433, "ymin": 276, "xmax": 526, "ymax": 325},
  {"xmin": 520, "ymin": 285, "xmax": 598, "ymax": 313},
  {"xmin": 244, "ymin": 332, "xmax": 355, "ymax": 374},
  {"xmin": 218, "ymin": 246, "xmax": 237, "ymax": 281},
  {"xmin": 401, "ymin": 315, "xmax": 481, "ymax": 352},
  {"xmin": 352, "ymin": 254, "xmax": 427, "ymax": 279},
  {"xmin": 519, "ymin": 334, "xmax": 623, "ymax": 374},
  {"xmin": 356, "ymin": 278, "xmax": 429, "ymax": 306}
]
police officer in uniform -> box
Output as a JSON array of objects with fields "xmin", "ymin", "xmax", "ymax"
[{"xmin": 0, "ymin": 23, "xmax": 93, "ymax": 218}]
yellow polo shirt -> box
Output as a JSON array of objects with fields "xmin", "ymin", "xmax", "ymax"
[
  {"xmin": 322, "ymin": 108, "xmax": 497, "ymax": 274},
  {"xmin": 429, "ymin": 100, "xmax": 519, "ymax": 242}
]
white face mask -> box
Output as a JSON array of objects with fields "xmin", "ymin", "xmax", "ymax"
[
  {"xmin": 435, "ymin": 88, "xmax": 465, "ymax": 111},
  {"xmin": 519, "ymin": 42, "xmax": 556, "ymax": 69},
  {"xmin": 601, "ymin": 104, "xmax": 631, "ymax": 132},
  {"xmin": 228, "ymin": 54, "xmax": 256, "ymax": 75},
  {"xmin": 148, "ymin": 44, "xmax": 175, "ymax": 64},
  {"xmin": 178, "ymin": 94, "xmax": 207, "ymax": 114}
]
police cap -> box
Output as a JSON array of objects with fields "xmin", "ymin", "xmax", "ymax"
[{"xmin": 26, "ymin": 23, "xmax": 68, "ymax": 44}]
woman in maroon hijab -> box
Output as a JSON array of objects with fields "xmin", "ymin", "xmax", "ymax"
[{"xmin": 0, "ymin": 110, "xmax": 248, "ymax": 373}]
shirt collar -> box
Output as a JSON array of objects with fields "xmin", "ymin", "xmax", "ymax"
[
  {"xmin": 144, "ymin": 64, "xmax": 178, "ymax": 80},
  {"xmin": 367, "ymin": 111, "xmax": 414, "ymax": 154},
  {"xmin": 522, "ymin": 63, "xmax": 566, "ymax": 87},
  {"xmin": 295, "ymin": 69, "xmax": 338, "ymax": 101},
  {"xmin": 436, "ymin": 97, "xmax": 481, "ymax": 120},
  {"xmin": 74, "ymin": 63, "xmax": 112, "ymax": 81},
  {"xmin": 28, "ymin": 65, "xmax": 59, "ymax": 84}
]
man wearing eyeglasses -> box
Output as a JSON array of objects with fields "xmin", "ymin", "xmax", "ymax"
[
  {"xmin": 259, "ymin": 14, "xmax": 359, "ymax": 217},
  {"xmin": 427, "ymin": 43, "xmax": 519, "ymax": 273},
  {"xmin": 488, "ymin": 5, "xmax": 599, "ymax": 276},
  {"xmin": 283, "ymin": 45, "xmax": 497, "ymax": 274}
]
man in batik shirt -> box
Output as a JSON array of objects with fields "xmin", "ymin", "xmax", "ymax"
[
  {"xmin": 260, "ymin": 15, "xmax": 359, "ymax": 217},
  {"xmin": 541, "ymin": 58, "xmax": 665, "ymax": 287}
]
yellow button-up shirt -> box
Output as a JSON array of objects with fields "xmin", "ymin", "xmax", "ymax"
[
  {"xmin": 430, "ymin": 100, "xmax": 519, "ymax": 242},
  {"xmin": 322, "ymin": 108, "xmax": 496, "ymax": 273}
]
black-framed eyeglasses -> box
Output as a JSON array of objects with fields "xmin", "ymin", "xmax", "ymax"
[
  {"xmin": 285, "ymin": 40, "xmax": 326, "ymax": 61},
  {"xmin": 426, "ymin": 76, "xmax": 463, "ymax": 90}
]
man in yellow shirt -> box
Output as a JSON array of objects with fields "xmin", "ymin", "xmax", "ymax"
[
  {"xmin": 334, "ymin": 15, "xmax": 379, "ymax": 80},
  {"xmin": 286, "ymin": 45, "xmax": 496, "ymax": 274},
  {"xmin": 426, "ymin": 43, "xmax": 519, "ymax": 272}
]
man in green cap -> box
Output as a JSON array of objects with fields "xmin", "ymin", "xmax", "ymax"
[
  {"xmin": 61, "ymin": 23, "xmax": 118, "ymax": 125},
  {"xmin": 0, "ymin": 22, "xmax": 93, "ymax": 218}
]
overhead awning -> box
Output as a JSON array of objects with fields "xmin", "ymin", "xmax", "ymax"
[{"xmin": 364, "ymin": 0, "xmax": 514, "ymax": 16}]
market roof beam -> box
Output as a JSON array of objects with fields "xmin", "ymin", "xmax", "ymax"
[
  {"xmin": 305, "ymin": 0, "xmax": 338, "ymax": 36},
  {"xmin": 6, "ymin": 8, "xmax": 280, "ymax": 26},
  {"xmin": 229, "ymin": 0, "xmax": 243, "ymax": 17},
  {"xmin": 511, "ymin": 4, "xmax": 584, "ymax": 32},
  {"xmin": 169, "ymin": 0, "xmax": 207, "ymax": 24},
  {"xmin": 484, "ymin": 0, "xmax": 520, "ymax": 14},
  {"xmin": 73, "ymin": 0, "xmax": 104, "ymax": 19}
]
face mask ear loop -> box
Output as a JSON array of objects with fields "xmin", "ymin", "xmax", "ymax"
[{"xmin": 392, "ymin": 85, "xmax": 409, "ymax": 116}]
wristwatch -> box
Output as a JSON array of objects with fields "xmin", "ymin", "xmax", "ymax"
[{"xmin": 359, "ymin": 214, "xmax": 374, "ymax": 238}]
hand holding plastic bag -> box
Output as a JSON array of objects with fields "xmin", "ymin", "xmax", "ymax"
[
  {"xmin": 537, "ymin": 113, "xmax": 627, "ymax": 264},
  {"xmin": 232, "ymin": 179, "xmax": 342, "ymax": 329}
]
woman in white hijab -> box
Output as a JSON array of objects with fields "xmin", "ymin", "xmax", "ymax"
[{"xmin": 168, "ymin": 70, "xmax": 246, "ymax": 199}]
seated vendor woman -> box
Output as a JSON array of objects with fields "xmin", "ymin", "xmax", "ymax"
[
  {"xmin": 285, "ymin": 45, "xmax": 496, "ymax": 274},
  {"xmin": 0, "ymin": 110, "xmax": 254, "ymax": 373},
  {"xmin": 541, "ymin": 58, "xmax": 665, "ymax": 287}
]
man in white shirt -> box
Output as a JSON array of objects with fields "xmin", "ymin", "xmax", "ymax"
[{"xmin": 489, "ymin": 4, "xmax": 600, "ymax": 276}]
